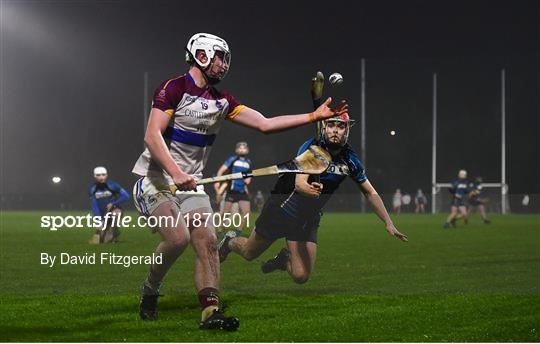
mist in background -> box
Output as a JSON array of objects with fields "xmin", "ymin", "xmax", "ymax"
[{"xmin": 1, "ymin": 0, "xmax": 538, "ymax": 210}]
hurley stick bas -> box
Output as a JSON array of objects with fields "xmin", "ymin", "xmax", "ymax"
[
  {"xmin": 170, "ymin": 145, "xmax": 332, "ymax": 193},
  {"xmin": 311, "ymin": 71, "xmax": 325, "ymax": 146},
  {"xmin": 311, "ymin": 71, "xmax": 325, "ymax": 189}
]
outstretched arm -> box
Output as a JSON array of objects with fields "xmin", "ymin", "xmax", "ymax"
[
  {"xmin": 230, "ymin": 98, "xmax": 347, "ymax": 134},
  {"xmin": 358, "ymin": 180, "xmax": 408, "ymax": 242}
]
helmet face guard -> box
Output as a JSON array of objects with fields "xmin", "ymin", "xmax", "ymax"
[
  {"xmin": 320, "ymin": 113, "xmax": 355, "ymax": 147},
  {"xmin": 185, "ymin": 33, "xmax": 231, "ymax": 84}
]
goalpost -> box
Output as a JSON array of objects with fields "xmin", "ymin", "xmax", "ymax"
[{"xmin": 431, "ymin": 70, "xmax": 509, "ymax": 214}]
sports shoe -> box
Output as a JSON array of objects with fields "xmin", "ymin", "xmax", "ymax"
[
  {"xmin": 261, "ymin": 248, "xmax": 290, "ymax": 274},
  {"xmin": 484, "ymin": 219, "xmax": 491, "ymax": 224},
  {"xmin": 218, "ymin": 230, "xmax": 237, "ymax": 263},
  {"xmin": 443, "ymin": 223, "xmax": 450, "ymax": 229},
  {"xmin": 199, "ymin": 308, "xmax": 240, "ymax": 331},
  {"xmin": 139, "ymin": 293, "xmax": 161, "ymax": 321},
  {"xmin": 450, "ymin": 219, "xmax": 457, "ymax": 228}
]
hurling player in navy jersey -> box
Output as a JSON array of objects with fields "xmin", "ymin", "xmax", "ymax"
[
  {"xmin": 444, "ymin": 169, "xmax": 470, "ymax": 228},
  {"xmin": 215, "ymin": 142, "xmax": 252, "ymax": 232},
  {"xmin": 218, "ymin": 111, "xmax": 407, "ymax": 284},
  {"xmin": 88, "ymin": 166, "xmax": 130, "ymax": 243},
  {"xmin": 468, "ymin": 176, "xmax": 491, "ymax": 224}
]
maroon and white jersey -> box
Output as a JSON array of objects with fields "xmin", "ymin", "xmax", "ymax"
[{"xmin": 132, "ymin": 73, "xmax": 245, "ymax": 184}]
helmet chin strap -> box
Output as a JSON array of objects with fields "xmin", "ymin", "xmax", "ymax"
[{"xmin": 197, "ymin": 59, "xmax": 222, "ymax": 85}]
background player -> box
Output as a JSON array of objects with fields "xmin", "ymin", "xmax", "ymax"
[
  {"xmin": 132, "ymin": 33, "xmax": 348, "ymax": 330},
  {"xmin": 392, "ymin": 189, "xmax": 403, "ymax": 215},
  {"xmin": 468, "ymin": 176, "xmax": 491, "ymax": 224},
  {"xmin": 414, "ymin": 189, "xmax": 427, "ymax": 214},
  {"xmin": 218, "ymin": 111, "xmax": 407, "ymax": 285},
  {"xmin": 88, "ymin": 166, "xmax": 130, "ymax": 244},
  {"xmin": 214, "ymin": 142, "xmax": 252, "ymax": 233},
  {"xmin": 253, "ymin": 190, "xmax": 265, "ymax": 212},
  {"xmin": 444, "ymin": 169, "xmax": 469, "ymax": 228}
]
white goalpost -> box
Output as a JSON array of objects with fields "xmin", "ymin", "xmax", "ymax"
[{"xmin": 431, "ymin": 69, "xmax": 509, "ymax": 214}]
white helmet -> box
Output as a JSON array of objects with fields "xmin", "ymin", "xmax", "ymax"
[
  {"xmin": 185, "ymin": 33, "xmax": 231, "ymax": 82},
  {"xmin": 93, "ymin": 166, "xmax": 107, "ymax": 176}
]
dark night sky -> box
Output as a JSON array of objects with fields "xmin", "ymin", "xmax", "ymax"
[{"xmin": 1, "ymin": 0, "xmax": 538, "ymax": 207}]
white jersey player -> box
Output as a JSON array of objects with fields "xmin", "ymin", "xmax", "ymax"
[{"xmin": 132, "ymin": 33, "xmax": 348, "ymax": 331}]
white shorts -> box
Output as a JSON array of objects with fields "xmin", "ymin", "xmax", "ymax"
[{"xmin": 133, "ymin": 177, "xmax": 211, "ymax": 216}]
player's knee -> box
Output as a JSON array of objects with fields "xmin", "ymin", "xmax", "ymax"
[
  {"xmin": 291, "ymin": 272, "xmax": 310, "ymax": 284},
  {"xmin": 194, "ymin": 229, "xmax": 218, "ymax": 254},
  {"xmin": 205, "ymin": 232, "xmax": 218, "ymax": 251},
  {"xmin": 170, "ymin": 237, "xmax": 189, "ymax": 251}
]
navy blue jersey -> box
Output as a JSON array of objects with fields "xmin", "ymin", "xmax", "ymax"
[
  {"xmin": 450, "ymin": 179, "xmax": 469, "ymax": 199},
  {"xmin": 223, "ymin": 155, "xmax": 251, "ymax": 193},
  {"xmin": 88, "ymin": 180, "xmax": 130, "ymax": 217},
  {"xmin": 269, "ymin": 138, "xmax": 367, "ymax": 219},
  {"xmin": 468, "ymin": 182, "xmax": 482, "ymax": 198}
]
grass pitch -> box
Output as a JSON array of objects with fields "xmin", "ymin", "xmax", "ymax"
[{"xmin": 0, "ymin": 211, "xmax": 539, "ymax": 341}]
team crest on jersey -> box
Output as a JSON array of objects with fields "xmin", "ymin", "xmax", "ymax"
[
  {"xmin": 200, "ymin": 99, "xmax": 209, "ymax": 110},
  {"xmin": 215, "ymin": 100, "xmax": 224, "ymax": 110},
  {"xmin": 326, "ymin": 162, "xmax": 349, "ymax": 176}
]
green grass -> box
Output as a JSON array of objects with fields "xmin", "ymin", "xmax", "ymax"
[{"xmin": 1, "ymin": 211, "xmax": 539, "ymax": 341}]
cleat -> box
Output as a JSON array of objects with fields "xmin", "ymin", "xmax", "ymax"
[
  {"xmin": 484, "ymin": 219, "xmax": 491, "ymax": 224},
  {"xmin": 218, "ymin": 231, "xmax": 237, "ymax": 263},
  {"xmin": 443, "ymin": 223, "xmax": 450, "ymax": 229},
  {"xmin": 464, "ymin": 218, "xmax": 468, "ymax": 225},
  {"xmin": 261, "ymin": 248, "xmax": 290, "ymax": 274},
  {"xmin": 199, "ymin": 309, "xmax": 240, "ymax": 331},
  {"xmin": 139, "ymin": 294, "xmax": 161, "ymax": 321},
  {"xmin": 450, "ymin": 219, "xmax": 457, "ymax": 228}
]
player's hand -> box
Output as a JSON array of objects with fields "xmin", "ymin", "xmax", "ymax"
[
  {"xmin": 386, "ymin": 224, "xmax": 408, "ymax": 242},
  {"xmin": 306, "ymin": 182, "xmax": 323, "ymax": 197},
  {"xmin": 295, "ymin": 181, "xmax": 322, "ymax": 198},
  {"xmin": 173, "ymin": 171, "xmax": 197, "ymax": 191},
  {"xmin": 313, "ymin": 97, "xmax": 348, "ymax": 121}
]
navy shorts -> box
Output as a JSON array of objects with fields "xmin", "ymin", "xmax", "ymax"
[
  {"xmin": 452, "ymin": 198, "xmax": 465, "ymax": 207},
  {"xmin": 225, "ymin": 190, "xmax": 250, "ymax": 203},
  {"xmin": 254, "ymin": 201, "xmax": 321, "ymax": 243}
]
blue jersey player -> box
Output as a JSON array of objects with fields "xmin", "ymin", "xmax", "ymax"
[
  {"xmin": 468, "ymin": 176, "xmax": 491, "ymax": 224},
  {"xmin": 218, "ymin": 112, "xmax": 407, "ymax": 284},
  {"xmin": 444, "ymin": 169, "xmax": 469, "ymax": 228},
  {"xmin": 88, "ymin": 166, "xmax": 130, "ymax": 243},
  {"xmin": 215, "ymin": 142, "xmax": 252, "ymax": 232}
]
